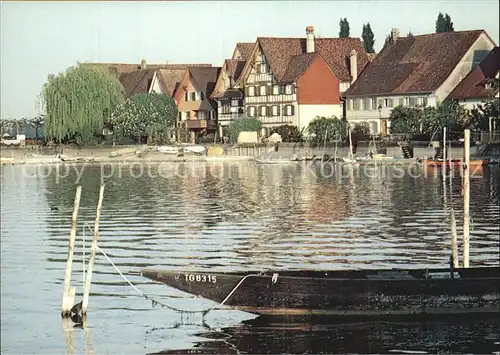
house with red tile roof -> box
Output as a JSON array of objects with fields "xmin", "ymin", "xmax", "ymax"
[
  {"xmin": 448, "ymin": 46, "xmax": 499, "ymax": 109},
  {"xmin": 344, "ymin": 29, "xmax": 497, "ymax": 136},
  {"xmin": 173, "ymin": 66, "xmax": 221, "ymax": 142},
  {"xmin": 211, "ymin": 43, "xmax": 254, "ymax": 132},
  {"xmin": 81, "ymin": 60, "xmax": 212, "ymax": 99},
  {"xmin": 230, "ymin": 26, "xmax": 369, "ymax": 136}
]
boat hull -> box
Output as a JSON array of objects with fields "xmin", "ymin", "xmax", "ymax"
[
  {"xmin": 419, "ymin": 159, "xmax": 488, "ymax": 167},
  {"xmin": 141, "ymin": 267, "xmax": 500, "ymax": 316}
]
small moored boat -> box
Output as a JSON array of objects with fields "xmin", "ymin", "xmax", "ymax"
[{"xmin": 141, "ymin": 266, "xmax": 500, "ymax": 316}]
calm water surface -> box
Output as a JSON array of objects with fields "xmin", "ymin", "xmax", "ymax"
[{"xmin": 1, "ymin": 161, "xmax": 499, "ymax": 354}]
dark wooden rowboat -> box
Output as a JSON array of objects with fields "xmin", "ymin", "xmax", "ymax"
[{"xmin": 141, "ymin": 266, "xmax": 500, "ymax": 316}]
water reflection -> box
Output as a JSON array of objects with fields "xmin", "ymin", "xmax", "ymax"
[
  {"xmin": 1, "ymin": 162, "xmax": 499, "ymax": 354},
  {"xmin": 149, "ymin": 315, "xmax": 500, "ymax": 355}
]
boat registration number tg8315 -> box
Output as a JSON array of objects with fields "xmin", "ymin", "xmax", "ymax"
[{"xmin": 185, "ymin": 274, "xmax": 217, "ymax": 283}]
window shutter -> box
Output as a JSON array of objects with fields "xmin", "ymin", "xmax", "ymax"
[
  {"xmin": 200, "ymin": 92, "xmax": 204, "ymax": 101},
  {"xmin": 184, "ymin": 92, "xmax": 188, "ymax": 101},
  {"xmin": 277, "ymin": 105, "xmax": 280, "ymax": 116},
  {"xmin": 291, "ymin": 105, "xmax": 295, "ymax": 115}
]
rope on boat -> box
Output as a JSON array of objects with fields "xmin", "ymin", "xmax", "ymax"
[{"xmin": 84, "ymin": 224, "xmax": 251, "ymax": 316}]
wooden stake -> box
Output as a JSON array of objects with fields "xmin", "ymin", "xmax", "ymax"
[
  {"xmin": 82, "ymin": 184, "xmax": 105, "ymax": 315},
  {"xmin": 450, "ymin": 208, "xmax": 459, "ymax": 268},
  {"xmin": 61, "ymin": 185, "xmax": 82, "ymax": 317},
  {"xmin": 463, "ymin": 129, "xmax": 470, "ymax": 268},
  {"xmin": 442, "ymin": 127, "xmax": 447, "ymax": 182}
]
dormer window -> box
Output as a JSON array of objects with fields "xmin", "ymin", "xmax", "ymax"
[{"xmin": 285, "ymin": 84, "xmax": 293, "ymax": 95}]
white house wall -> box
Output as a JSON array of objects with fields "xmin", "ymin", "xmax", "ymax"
[{"xmin": 298, "ymin": 104, "xmax": 341, "ymax": 130}]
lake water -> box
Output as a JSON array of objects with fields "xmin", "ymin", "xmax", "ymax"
[{"xmin": 1, "ymin": 161, "xmax": 499, "ymax": 354}]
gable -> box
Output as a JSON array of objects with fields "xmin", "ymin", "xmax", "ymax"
[{"xmin": 345, "ymin": 30, "xmax": 488, "ymax": 97}]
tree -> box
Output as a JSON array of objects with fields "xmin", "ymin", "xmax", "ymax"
[
  {"xmin": 307, "ymin": 116, "xmax": 347, "ymax": 146},
  {"xmin": 225, "ymin": 117, "xmax": 262, "ymax": 143},
  {"xmin": 30, "ymin": 114, "xmax": 44, "ymax": 140},
  {"xmin": 444, "ymin": 13, "xmax": 454, "ymax": 32},
  {"xmin": 339, "ymin": 18, "xmax": 350, "ymax": 38},
  {"xmin": 361, "ymin": 23, "xmax": 375, "ymax": 53},
  {"xmin": 41, "ymin": 64, "xmax": 125, "ymax": 144},
  {"xmin": 270, "ymin": 125, "xmax": 304, "ymax": 142},
  {"xmin": 470, "ymin": 98, "xmax": 500, "ymax": 130},
  {"xmin": 108, "ymin": 92, "xmax": 177, "ymax": 144},
  {"xmin": 436, "ymin": 12, "xmax": 454, "ymax": 33}
]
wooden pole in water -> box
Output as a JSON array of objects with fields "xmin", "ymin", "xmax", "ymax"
[
  {"xmin": 442, "ymin": 127, "xmax": 447, "ymax": 181},
  {"xmin": 463, "ymin": 129, "xmax": 470, "ymax": 268},
  {"xmin": 450, "ymin": 209, "xmax": 459, "ymax": 268},
  {"xmin": 82, "ymin": 184, "xmax": 105, "ymax": 315},
  {"xmin": 61, "ymin": 185, "xmax": 82, "ymax": 317}
]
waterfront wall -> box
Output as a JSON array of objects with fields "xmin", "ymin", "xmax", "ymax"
[{"xmin": 0, "ymin": 143, "xmax": 474, "ymax": 160}]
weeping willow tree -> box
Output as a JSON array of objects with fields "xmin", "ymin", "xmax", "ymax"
[{"xmin": 41, "ymin": 64, "xmax": 125, "ymax": 144}]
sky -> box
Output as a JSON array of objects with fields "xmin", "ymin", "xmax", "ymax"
[{"xmin": 1, "ymin": 0, "xmax": 499, "ymax": 119}]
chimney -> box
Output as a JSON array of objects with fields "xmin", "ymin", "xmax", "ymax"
[
  {"xmin": 306, "ymin": 25, "xmax": 315, "ymax": 53},
  {"xmin": 350, "ymin": 49, "xmax": 358, "ymax": 83},
  {"xmin": 140, "ymin": 59, "xmax": 147, "ymax": 69},
  {"xmin": 391, "ymin": 28, "xmax": 400, "ymax": 43}
]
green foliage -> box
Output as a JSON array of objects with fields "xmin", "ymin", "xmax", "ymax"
[
  {"xmin": 41, "ymin": 64, "xmax": 125, "ymax": 144},
  {"xmin": 339, "ymin": 18, "xmax": 350, "ymax": 38},
  {"xmin": 225, "ymin": 117, "xmax": 262, "ymax": 143},
  {"xmin": 470, "ymin": 98, "xmax": 500, "ymax": 130},
  {"xmin": 436, "ymin": 12, "xmax": 454, "ymax": 33},
  {"xmin": 108, "ymin": 92, "xmax": 177, "ymax": 144},
  {"xmin": 307, "ymin": 116, "xmax": 347, "ymax": 145},
  {"xmin": 350, "ymin": 123, "xmax": 370, "ymax": 146},
  {"xmin": 270, "ymin": 125, "xmax": 304, "ymax": 142},
  {"xmin": 389, "ymin": 100, "xmax": 478, "ymax": 139},
  {"xmin": 362, "ymin": 23, "xmax": 375, "ymax": 53}
]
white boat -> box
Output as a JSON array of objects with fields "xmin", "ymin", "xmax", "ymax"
[
  {"xmin": 183, "ymin": 145, "xmax": 206, "ymax": 154},
  {"xmin": 158, "ymin": 146, "xmax": 179, "ymax": 154}
]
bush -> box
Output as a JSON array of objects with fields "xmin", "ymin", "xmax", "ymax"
[
  {"xmin": 225, "ymin": 117, "xmax": 261, "ymax": 143},
  {"xmin": 270, "ymin": 125, "xmax": 304, "ymax": 142},
  {"xmin": 307, "ymin": 116, "xmax": 347, "ymax": 146}
]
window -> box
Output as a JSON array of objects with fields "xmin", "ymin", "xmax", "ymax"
[
  {"xmin": 272, "ymin": 105, "xmax": 280, "ymax": 116},
  {"xmin": 348, "ymin": 99, "xmax": 354, "ymax": 110},
  {"xmin": 260, "ymin": 106, "xmax": 267, "ymax": 116},
  {"xmin": 184, "ymin": 92, "xmax": 189, "ymax": 101},
  {"xmin": 377, "ymin": 99, "xmax": 384, "ymax": 109},
  {"xmin": 231, "ymin": 99, "xmax": 239, "ymax": 107},
  {"xmin": 273, "ymin": 85, "xmax": 280, "ymax": 95},
  {"xmin": 285, "ymin": 105, "xmax": 294, "ymax": 116},
  {"xmin": 248, "ymin": 86, "xmax": 255, "ymax": 96},
  {"xmin": 260, "ymin": 64, "xmax": 267, "ymax": 74},
  {"xmin": 385, "ymin": 98, "xmax": 394, "ymax": 108},
  {"xmin": 371, "ymin": 98, "xmax": 377, "ymax": 110},
  {"xmin": 195, "ymin": 91, "xmax": 202, "ymax": 101},
  {"xmin": 285, "ymin": 84, "xmax": 293, "ymax": 95},
  {"xmin": 248, "ymin": 106, "xmax": 256, "ymax": 117},
  {"xmin": 422, "ymin": 97, "xmax": 428, "ymax": 106},
  {"xmin": 364, "ymin": 98, "xmax": 371, "ymax": 110},
  {"xmin": 353, "ymin": 99, "xmax": 360, "ymax": 110},
  {"xmin": 399, "ymin": 98, "xmax": 404, "ymax": 106},
  {"xmin": 259, "ymin": 85, "xmax": 267, "ymax": 96},
  {"xmin": 408, "ymin": 97, "xmax": 417, "ymax": 107},
  {"xmin": 209, "ymin": 111, "xmax": 214, "ymax": 120}
]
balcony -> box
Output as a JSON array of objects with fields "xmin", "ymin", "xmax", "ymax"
[
  {"xmin": 245, "ymin": 93, "xmax": 296, "ymax": 104},
  {"xmin": 181, "ymin": 119, "xmax": 217, "ymax": 130}
]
